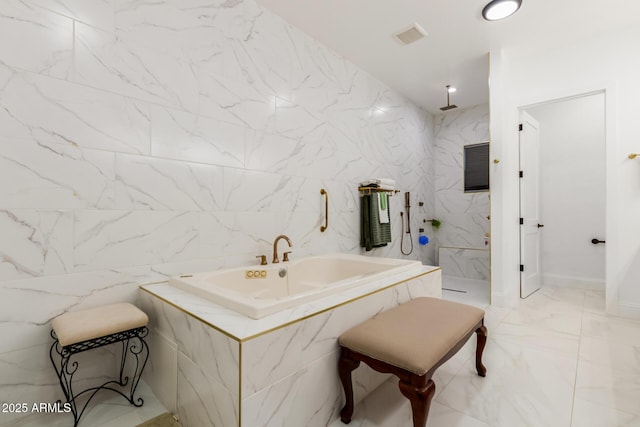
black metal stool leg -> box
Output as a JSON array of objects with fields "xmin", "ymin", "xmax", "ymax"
[{"xmin": 49, "ymin": 327, "xmax": 149, "ymax": 426}]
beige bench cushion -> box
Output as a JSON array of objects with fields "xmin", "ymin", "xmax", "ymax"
[
  {"xmin": 339, "ymin": 297, "xmax": 484, "ymax": 376},
  {"xmin": 52, "ymin": 303, "xmax": 148, "ymax": 347}
]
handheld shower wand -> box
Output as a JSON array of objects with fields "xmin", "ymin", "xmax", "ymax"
[{"xmin": 400, "ymin": 191, "xmax": 413, "ymax": 255}]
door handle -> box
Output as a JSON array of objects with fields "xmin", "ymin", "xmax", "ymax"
[
  {"xmin": 537, "ymin": 224, "xmax": 544, "ymax": 228},
  {"xmin": 591, "ymin": 238, "xmax": 605, "ymax": 245}
]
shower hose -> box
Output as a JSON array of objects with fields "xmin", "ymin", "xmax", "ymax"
[{"xmin": 400, "ymin": 211, "xmax": 413, "ymax": 255}]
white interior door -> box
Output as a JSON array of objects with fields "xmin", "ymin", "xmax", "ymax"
[{"xmin": 519, "ymin": 111, "xmax": 542, "ymax": 298}]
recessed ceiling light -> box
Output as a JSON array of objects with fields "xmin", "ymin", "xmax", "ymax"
[{"xmin": 482, "ymin": 0, "xmax": 522, "ymax": 21}]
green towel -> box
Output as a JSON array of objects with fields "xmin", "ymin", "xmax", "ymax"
[
  {"xmin": 360, "ymin": 194, "xmax": 391, "ymax": 251},
  {"xmin": 360, "ymin": 195, "xmax": 372, "ymax": 250}
]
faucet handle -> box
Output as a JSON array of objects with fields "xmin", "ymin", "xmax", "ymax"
[
  {"xmin": 256, "ymin": 255, "xmax": 267, "ymax": 265},
  {"xmin": 283, "ymin": 251, "xmax": 292, "ymax": 262}
]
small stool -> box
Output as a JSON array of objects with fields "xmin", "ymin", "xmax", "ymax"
[
  {"xmin": 338, "ymin": 297, "xmax": 487, "ymax": 427},
  {"xmin": 50, "ymin": 303, "xmax": 150, "ymax": 426}
]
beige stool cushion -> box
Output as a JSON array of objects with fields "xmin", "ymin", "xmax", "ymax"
[
  {"xmin": 52, "ymin": 303, "xmax": 149, "ymax": 347},
  {"xmin": 339, "ymin": 297, "xmax": 484, "ymax": 375}
]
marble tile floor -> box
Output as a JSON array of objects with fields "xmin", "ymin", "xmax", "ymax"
[{"xmin": 329, "ymin": 285, "xmax": 640, "ymax": 427}]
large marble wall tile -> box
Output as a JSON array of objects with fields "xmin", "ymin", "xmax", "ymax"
[
  {"xmin": 177, "ymin": 352, "xmax": 239, "ymax": 427},
  {"xmin": 178, "ymin": 315, "xmax": 239, "ymax": 396},
  {"xmin": 0, "ymin": 137, "xmax": 116, "ymax": 209},
  {"xmin": 115, "ymin": 0, "xmax": 221, "ymax": 59},
  {"xmin": 236, "ymin": 8, "xmax": 304, "ymax": 101},
  {"xmin": 271, "ymin": 124, "xmax": 349, "ymax": 180},
  {"xmin": 301, "ymin": 290, "xmax": 389, "ymax": 364},
  {"xmin": 0, "ymin": 343, "xmax": 116, "ymax": 423},
  {"xmin": 116, "ymin": 0, "xmax": 254, "ymax": 64},
  {"xmin": 115, "ymin": 153, "xmax": 224, "ymax": 211},
  {"xmin": 0, "ymin": 1, "xmax": 73, "ymax": 78},
  {"xmin": 74, "ymin": 22, "xmax": 199, "ymax": 112},
  {"xmin": 274, "ymin": 97, "xmax": 326, "ymax": 140},
  {"xmin": 150, "ymin": 106, "xmax": 245, "ymax": 168},
  {"xmin": 198, "ymin": 72, "xmax": 277, "ymax": 131},
  {"xmin": 142, "ymin": 329, "xmax": 178, "ymax": 414},
  {"xmin": 0, "ymin": 66, "xmax": 151, "ymax": 154},
  {"xmin": 74, "ymin": 210, "xmax": 199, "ymax": 271},
  {"xmin": 439, "ymin": 247, "xmax": 490, "ymax": 280},
  {"xmin": 28, "ymin": 0, "xmax": 116, "ymax": 32},
  {"xmin": 200, "ymin": 211, "xmax": 289, "ymax": 263},
  {"xmin": 0, "ymin": 268, "xmax": 161, "ymax": 348},
  {"xmin": 242, "ymin": 322, "xmax": 303, "ymax": 396},
  {"xmin": 241, "ymin": 351, "xmax": 342, "ymax": 427},
  {"xmin": 138, "ymin": 291, "xmax": 240, "ymax": 397},
  {"xmin": 0, "ymin": 209, "xmax": 73, "ymax": 281},
  {"xmin": 223, "ymin": 168, "xmax": 294, "ymax": 212},
  {"xmin": 244, "ymin": 130, "xmax": 302, "ymax": 174}
]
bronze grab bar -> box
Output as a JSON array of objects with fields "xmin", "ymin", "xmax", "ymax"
[{"xmin": 320, "ymin": 188, "xmax": 328, "ymax": 232}]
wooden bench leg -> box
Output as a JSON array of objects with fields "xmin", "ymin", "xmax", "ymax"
[
  {"xmin": 338, "ymin": 348, "xmax": 361, "ymax": 424},
  {"xmin": 398, "ymin": 378, "xmax": 436, "ymax": 427},
  {"xmin": 475, "ymin": 325, "xmax": 487, "ymax": 377}
]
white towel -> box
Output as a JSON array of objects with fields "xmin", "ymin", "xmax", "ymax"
[
  {"xmin": 374, "ymin": 178, "xmax": 396, "ymax": 187},
  {"xmin": 378, "ymin": 193, "xmax": 390, "ymax": 223},
  {"xmin": 359, "ymin": 179, "xmax": 379, "ymax": 187}
]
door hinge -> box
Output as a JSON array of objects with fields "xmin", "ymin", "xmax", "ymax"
[
  {"xmin": 519, "ymin": 170, "xmax": 523, "ymax": 178},
  {"xmin": 519, "ymin": 218, "xmax": 524, "ymax": 225},
  {"xmin": 520, "ymin": 264, "xmax": 524, "ymax": 272},
  {"xmin": 518, "ymin": 123, "xmax": 523, "ymax": 131}
]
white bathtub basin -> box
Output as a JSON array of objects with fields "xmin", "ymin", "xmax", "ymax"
[{"xmin": 168, "ymin": 253, "xmax": 422, "ymax": 319}]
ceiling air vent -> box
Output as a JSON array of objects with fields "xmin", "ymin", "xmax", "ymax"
[{"xmin": 395, "ymin": 23, "xmax": 427, "ymax": 45}]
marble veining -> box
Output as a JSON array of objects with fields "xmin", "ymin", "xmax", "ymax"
[
  {"xmin": 0, "ymin": 0, "xmax": 435, "ymax": 420},
  {"xmin": 434, "ymin": 104, "xmax": 490, "ymax": 280},
  {"xmin": 0, "ymin": 65, "xmax": 150, "ymax": 154},
  {"xmin": 0, "ymin": 1, "xmax": 73, "ymax": 79},
  {"xmin": 0, "ymin": 209, "xmax": 72, "ymax": 280}
]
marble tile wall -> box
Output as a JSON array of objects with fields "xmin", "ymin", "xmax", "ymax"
[
  {"xmin": 439, "ymin": 247, "xmax": 490, "ymax": 281},
  {"xmin": 0, "ymin": 0, "xmax": 435, "ymax": 421},
  {"xmin": 433, "ymin": 104, "xmax": 490, "ymax": 278}
]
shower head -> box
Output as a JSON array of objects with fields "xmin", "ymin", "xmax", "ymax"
[{"xmin": 440, "ymin": 85, "xmax": 458, "ymax": 111}]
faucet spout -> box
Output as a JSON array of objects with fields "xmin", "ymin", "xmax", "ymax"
[{"xmin": 272, "ymin": 235, "xmax": 292, "ymax": 263}]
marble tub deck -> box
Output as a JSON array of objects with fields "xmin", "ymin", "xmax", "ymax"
[{"xmin": 140, "ymin": 265, "xmax": 439, "ymax": 340}]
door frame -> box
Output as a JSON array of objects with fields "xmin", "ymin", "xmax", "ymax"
[{"xmin": 517, "ymin": 88, "xmax": 613, "ymax": 309}]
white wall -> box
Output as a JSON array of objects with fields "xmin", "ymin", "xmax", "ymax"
[
  {"xmin": 433, "ymin": 104, "xmax": 490, "ymax": 280},
  {"xmin": 526, "ymin": 95, "xmax": 605, "ymax": 287},
  {"xmin": 0, "ymin": 0, "xmax": 435, "ymax": 418},
  {"xmin": 490, "ymin": 24, "xmax": 640, "ymax": 316}
]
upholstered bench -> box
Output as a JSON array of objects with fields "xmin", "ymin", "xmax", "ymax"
[
  {"xmin": 50, "ymin": 303, "xmax": 149, "ymax": 427},
  {"xmin": 338, "ymin": 297, "xmax": 487, "ymax": 427}
]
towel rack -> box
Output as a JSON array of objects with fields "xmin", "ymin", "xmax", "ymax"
[{"xmin": 358, "ymin": 187, "xmax": 400, "ymax": 196}]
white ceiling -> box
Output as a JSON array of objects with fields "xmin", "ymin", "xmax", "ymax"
[{"xmin": 256, "ymin": 0, "xmax": 640, "ymax": 114}]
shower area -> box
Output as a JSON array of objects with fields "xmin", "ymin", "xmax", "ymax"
[{"xmin": 432, "ymin": 103, "xmax": 491, "ymax": 305}]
